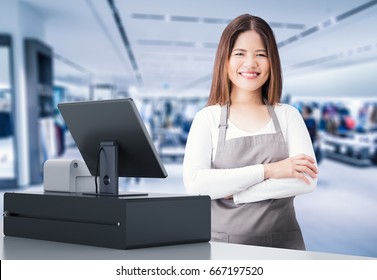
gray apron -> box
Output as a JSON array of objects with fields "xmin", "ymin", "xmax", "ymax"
[{"xmin": 211, "ymin": 103, "xmax": 306, "ymax": 250}]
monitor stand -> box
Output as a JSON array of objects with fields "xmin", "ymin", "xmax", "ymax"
[{"xmin": 84, "ymin": 141, "xmax": 147, "ymax": 197}]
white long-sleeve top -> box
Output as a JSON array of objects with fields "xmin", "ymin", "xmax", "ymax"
[{"xmin": 182, "ymin": 103, "xmax": 317, "ymax": 204}]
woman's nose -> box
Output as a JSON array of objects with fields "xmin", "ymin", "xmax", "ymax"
[{"xmin": 244, "ymin": 55, "xmax": 257, "ymax": 68}]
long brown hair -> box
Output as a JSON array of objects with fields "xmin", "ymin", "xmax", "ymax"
[{"xmin": 207, "ymin": 14, "xmax": 282, "ymax": 106}]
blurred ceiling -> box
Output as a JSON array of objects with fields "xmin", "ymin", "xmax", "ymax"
[{"xmin": 20, "ymin": 0, "xmax": 377, "ymax": 95}]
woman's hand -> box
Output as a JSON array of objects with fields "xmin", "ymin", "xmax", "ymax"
[{"xmin": 263, "ymin": 154, "xmax": 318, "ymax": 184}]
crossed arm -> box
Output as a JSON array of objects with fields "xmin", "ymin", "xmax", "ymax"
[{"xmin": 182, "ymin": 106, "xmax": 318, "ymax": 204}]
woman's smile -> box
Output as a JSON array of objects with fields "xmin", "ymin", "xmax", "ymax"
[{"xmin": 239, "ymin": 71, "xmax": 260, "ymax": 79}]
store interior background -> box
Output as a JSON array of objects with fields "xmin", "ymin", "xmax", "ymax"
[{"xmin": 1, "ymin": 0, "xmax": 377, "ymax": 258}]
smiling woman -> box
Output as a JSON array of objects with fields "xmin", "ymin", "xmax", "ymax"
[{"xmin": 183, "ymin": 14, "xmax": 318, "ymax": 250}]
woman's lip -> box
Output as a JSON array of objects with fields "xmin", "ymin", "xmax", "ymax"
[{"xmin": 239, "ymin": 72, "xmax": 259, "ymax": 79}]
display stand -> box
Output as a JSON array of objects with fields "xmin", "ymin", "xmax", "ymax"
[
  {"xmin": 99, "ymin": 141, "xmax": 118, "ymax": 194},
  {"xmin": 85, "ymin": 140, "xmax": 148, "ymax": 197}
]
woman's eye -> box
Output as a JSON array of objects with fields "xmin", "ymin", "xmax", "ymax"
[
  {"xmin": 234, "ymin": 52, "xmax": 243, "ymax": 56},
  {"xmin": 256, "ymin": 53, "xmax": 267, "ymax": 57}
]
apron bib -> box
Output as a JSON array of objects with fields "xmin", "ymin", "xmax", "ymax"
[{"xmin": 211, "ymin": 102, "xmax": 306, "ymax": 250}]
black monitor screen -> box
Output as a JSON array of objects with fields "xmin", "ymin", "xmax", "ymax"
[{"xmin": 58, "ymin": 98, "xmax": 167, "ymax": 179}]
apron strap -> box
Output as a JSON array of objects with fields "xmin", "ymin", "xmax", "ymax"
[
  {"xmin": 217, "ymin": 104, "xmax": 229, "ymax": 151},
  {"xmin": 265, "ymin": 100, "xmax": 283, "ymax": 134}
]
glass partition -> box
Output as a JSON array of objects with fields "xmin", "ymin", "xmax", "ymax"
[{"xmin": 0, "ymin": 34, "xmax": 16, "ymax": 188}]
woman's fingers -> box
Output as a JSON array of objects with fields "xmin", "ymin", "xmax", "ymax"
[
  {"xmin": 291, "ymin": 154, "xmax": 318, "ymax": 183},
  {"xmin": 295, "ymin": 160, "xmax": 318, "ymax": 175},
  {"xmin": 264, "ymin": 154, "xmax": 318, "ymax": 183},
  {"xmin": 295, "ymin": 165, "xmax": 317, "ymax": 179}
]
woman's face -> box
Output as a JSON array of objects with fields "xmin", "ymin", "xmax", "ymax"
[{"xmin": 227, "ymin": 30, "xmax": 270, "ymax": 95}]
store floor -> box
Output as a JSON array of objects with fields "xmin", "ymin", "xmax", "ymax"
[
  {"xmin": 295, "ymin": 158, "xmax": 377, "ymax": 258},
  {"xmin": 1, "ymin": 147, "xmax": 377, "ymax": 258}
]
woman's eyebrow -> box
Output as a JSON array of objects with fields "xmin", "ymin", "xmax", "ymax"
[
  {"xmin": 232, "ymin": 48, "xmax": 267, "ymax": 52},
  {"xmin": 232, "ymin": 48, "xmax": 247, "ymax": 52}
]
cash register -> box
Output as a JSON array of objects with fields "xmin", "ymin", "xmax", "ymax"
[{"xmin": 3, "ymin": 99, "xmax": 210, "ymax": 249}]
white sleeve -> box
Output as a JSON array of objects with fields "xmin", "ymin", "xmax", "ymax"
[
  {"xmin": 233, "ymin": 106, "xmax": 317, "ymax": 204},
  {"xmin": 182, "ymin": 109, "xmax": 264, "ymax": 200}
]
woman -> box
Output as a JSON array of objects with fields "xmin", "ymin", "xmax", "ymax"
[{"xmin": 183, "ymin": 14, "xmax": 318, "ymax": 250}]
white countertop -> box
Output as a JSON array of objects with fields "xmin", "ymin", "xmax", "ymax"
[{"xmin": 0, "ymin": 223, "xmax": 372, "ymax": 260}]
